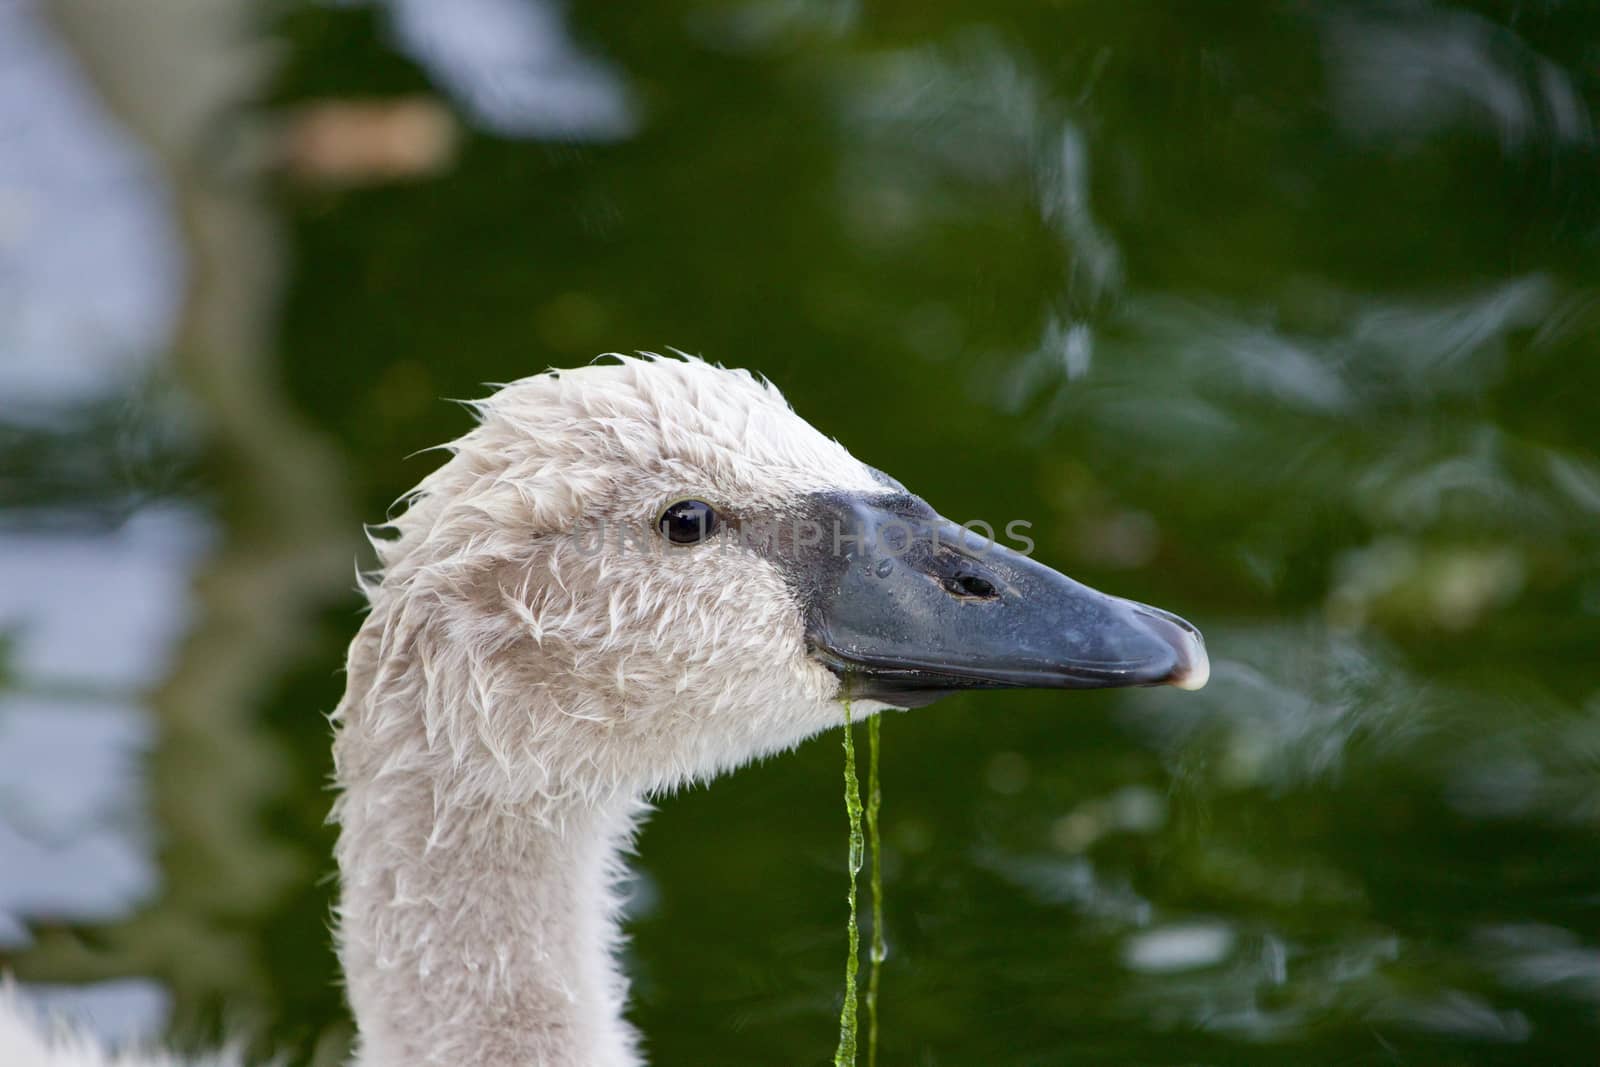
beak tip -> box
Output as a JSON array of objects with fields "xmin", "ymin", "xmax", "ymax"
[
  {"xmin": 1170, "ymin": 649, "xmax": 1210, "ymax": 691},
  {"xmin": 1166, "ymin": 626, "xmax": 1210, "ymax": 691},
  {"xmin": 1130, "ymin": 603, "xmax": 1210, "ymax": 692}
]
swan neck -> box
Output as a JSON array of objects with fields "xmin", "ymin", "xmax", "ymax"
[{"xmin": 337, "ymin": 771, "xmax": 644, "ymax": 1067}]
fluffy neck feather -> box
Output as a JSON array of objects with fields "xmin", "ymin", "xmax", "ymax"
[{"xmin": 334, "ymin": 674, "xmax": 648, "ymax": 1067}]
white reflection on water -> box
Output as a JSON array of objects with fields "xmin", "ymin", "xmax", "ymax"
[
  {"xmin": 840, "ymin": 34, "xmax": 1044, "ymax": 187},
  {"xmin": 0, "ymin": 696, "xmax": 153, "ymax": 927},
  {"xmin": 981, "ymin": 832, "xmax": 1442, "ymax": 1042},
  {"xmin": 1444, "ymin": 692, "xmax": 1600, "ymax": 828},
  {"xmin": 1326, "ymin": 7, "xmax": 1591, "ymax": 150},
  {"xmin": 978, "ymin": 850, "xmax": 1152, "ymax": 927},
  {"xmin": 689, "ymin": 0, "xmax": 859, "ymax": 51},
  {"xmin": 1367, "ymin": 990, "xmax": 1530, "ymax": 1043},
  {"xmin": 1050, "ymin": 784, "xmax": 1165, "ymax": 853},
  {"xmin": 1038, "ymin": 124, "xmax": 1122, "ymax": 306},
  {"xmin": 0, "ymin": 510, "xmax": 208, "ymax": 689},
  {"xmin": 1132, "ymin": 298, "xmax": 1352, "ymax": 413},
  {"xmin": 1347, "ymin": 275, "xmax": 1553, "ymax": 396},
  {"xmin": 1101, "ymin": 276, "xmax": 1558, "ymax": 424},
  {"xmin": 1476, "ymin": 924, "xmax": 1600, "ymax": 1005},
  {"xmin": 1329, "ymin": 538, "xmax": 1524, "ymax": 631},
  {"xmin": 1125, "ymin": 625, "xmax": 1431, "ymax": 789},
  {"xmin": 837, "ymin": 29, "xmax": 1120, "ymax": 303},
  {"xmin": 1129, "ymin": 619, "xmax": 1597, "ymax": 825},
  {"xmin": 1123, "ymin": 922, "xmax": 1236, "ymax": 974},
  {"xmin": 5, "ymin": 979, "xmax": 171, "ymax": 1047},
  {"xmin": 387, "ymin": 0, "xmax": 634, "ymax": 140},
  {"xmin": 838, "ymin": 32, "xmax": 1125, "ymax": 428},
  {"xmin": 1353, "ymin": 427, "xmax": 1550, "ymax": 532},
  {"xmin": 0, "ymin": 0, "xmax": 181, "ymax": 411}
]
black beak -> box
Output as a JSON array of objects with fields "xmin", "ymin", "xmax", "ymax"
[{"xmin": 797, "ymin": 494, "xmax": 1209, "ymax": 709}]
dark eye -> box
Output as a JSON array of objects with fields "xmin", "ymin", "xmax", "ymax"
[{"xmin": 658, "ymin": 499, "xmax": 718, "ymax": 545}]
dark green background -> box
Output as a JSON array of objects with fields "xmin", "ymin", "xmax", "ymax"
[{"xmin": 12, "ymin": 1, "xmax": 1600, "ymax": 1064}]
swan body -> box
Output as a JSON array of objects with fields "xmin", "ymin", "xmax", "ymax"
[{"xmin": 4, "ymin": 355, "xmax": 1207, "ymax": 1066}]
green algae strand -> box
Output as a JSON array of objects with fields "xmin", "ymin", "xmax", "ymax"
[
  {"xmin": 835, "ymin": 702, "xmax": 886, "ymax": 1067},
  {"xmin": 833, "ymin": 700, "xmax": 864, "ymax": 1066},
  {"xmin": 866, "ymin": 713, "xmax": 884, "ymax": 1067}
]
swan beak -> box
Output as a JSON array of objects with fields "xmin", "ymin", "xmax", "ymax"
[{"xmin": 798, "ymin": 494, "xmax": 1209, "ymax": 709}]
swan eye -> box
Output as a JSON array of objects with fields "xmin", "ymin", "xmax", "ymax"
[{"xmin": 658, "ymin": 499, "xmax": 718, "ymax": 545}]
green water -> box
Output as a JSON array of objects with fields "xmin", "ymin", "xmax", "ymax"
[{"xmin": 5, "ymin": 2, "xmax": 1600, "ymax": 1065}]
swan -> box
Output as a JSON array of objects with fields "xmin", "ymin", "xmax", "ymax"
[{"xmin": 2, "ymin": 354, "xmax": 1208, "ymax": 1066}]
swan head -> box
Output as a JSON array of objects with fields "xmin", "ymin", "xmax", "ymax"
[{"xmin": 353, "ymin": 354, "xmax": 1206, "ymax": 799}]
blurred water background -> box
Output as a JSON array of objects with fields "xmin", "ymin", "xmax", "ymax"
[{"xmin": 1, "ymin": 1, "xmax": 1597, "ymax": 1064}]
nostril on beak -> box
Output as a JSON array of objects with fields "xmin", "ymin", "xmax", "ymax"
[
  {"xmin": 945, "ymin": 573, "xmax": 998, "ymax": 599},
  {"xmin": 1132, "ymin": 605, "xmax": 1210, "ymax": 691}
]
